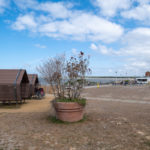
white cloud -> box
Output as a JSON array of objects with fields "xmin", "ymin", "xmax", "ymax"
[
  {"xmin": 121, "ymin": 4, "xmax": 150, "ymax": 21},
  {"xmin": 90, "ymin": 43, "xmax": 98, "ymax": 50},
  {"xmin": 93, "ymin": 0, "xmax": 150, "ymax": 22},
  {"xmin": 120, "ymin": 28, "xmax": 150, "ymax": 58},
  {"xmin": 90, "ymin": 43, "xmax": 119, "ymax": 55},
  {"xmin": 130, "ymin": 61, "xmax": 148, "ymax": 67},
  {"xmin": 13, "ymin": 0, "xmax": 72, "ymax": 19},
  {"xmin": 0, "ymin": 0, "xmax": 9, "ymax": 13},
  {"xmin": 39, "ymin": 2, "xmax": 72, "ymax": 19},
  {"xmin": 121, "ymin": 0, "xmax": 150, "ymax": 23},
  {"xmin": 38, "ymin": 22, "xmax": 57, "ymax": 33},
  {"xmin": 92, "ymin": 27, "xmax": 150, "ymax": 56},
  {"xmin": 94, "ymin": 0, "xmax": 131, "ymax": 17},
  {"xmin": 35, "ymin": 44, "xmax": 46, "ymax": 49},
  {"xmin": 123, "ymin": 27, "xmax": 150, "ymax": 46},
  {"xmin": 91, "ymin": 27, "xmax": 150, "ymax": 75},
  {"xmin": 123, "ymin": 60, "xmax": 150, "ymax": 76},
  {"xmin": 98, "ymin": 45, "xmax": 110, "ymax": 54},
  {"xmin": 11, "ymin": 0, "xmax": 124, "ymax": 43},
  {"xmin": 136, "ymin": 0, "xmax": 150, "ymax": 5},
  {"xmin": 12, "ymin": 12, "xmax": 124, "ymax": 43},
  {"xmin": 12, "ymin": 14, "xmax": 37, "ymax": 31},
  {"xmin": 13, "ymin": 0, "xmax": 38, "ymax": 9}
]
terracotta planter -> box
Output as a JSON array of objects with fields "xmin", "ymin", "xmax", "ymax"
[{"xmin": 53, "ymin": 101, "xmax": 85, "ymax": 122}]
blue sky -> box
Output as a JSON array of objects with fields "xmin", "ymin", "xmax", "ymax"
[{"xmin": 1, "ymin": 0, "xmax": 150, "ymax": 76}]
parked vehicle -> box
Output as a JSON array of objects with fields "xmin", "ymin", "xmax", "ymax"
[
  {"xmin": 35, "ymin": 87, "xmax": 45, "ymax": 99},
  {"xmin": 136, "ymin": 78, "xmax": 150, "ymax": 84}
]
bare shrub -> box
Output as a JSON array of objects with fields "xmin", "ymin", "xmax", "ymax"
[
  {"xmin": 65, "ymin": 52, "xmax": 91, "ymax": 99},
  {"xmin": 37, "ymin": 52, "xmax": 91, "ymax": 100},
  {"xmin": 37, "ymin": 54, "xmax": 66, "ymax": 99}
]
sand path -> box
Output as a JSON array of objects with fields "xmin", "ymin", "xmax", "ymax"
[{"xmin": 0, "ymin": 95, "xmax": 53, "ymax": 113}]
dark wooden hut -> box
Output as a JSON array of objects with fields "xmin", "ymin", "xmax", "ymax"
[
  {"xmin": 28, "ymin": 74, "xmax": 39, "ymax": 97},
  {"xmin": 0, "ymin": 69, "xmax": 30, "ymax": 103}
]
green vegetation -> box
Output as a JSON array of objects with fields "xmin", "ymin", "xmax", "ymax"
[
  {"xmin": 49, "ymin": 115, "xmax": 87, "ymax": 124},
  {"xmin": 144, "ymin": 140, "xmax": 150, "ymax": 147},
  {"xmin": 55, "ymin": 98, "xmax": 86, "ymax": 106}
]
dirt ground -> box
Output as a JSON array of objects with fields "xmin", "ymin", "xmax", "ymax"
[
  {"xmin": 83, "ymin": 85, "xmax": 150, "ymax": 102},
  {"xmin": 0, "ymin": 85, "xmax": 150, "ymax": 150}
]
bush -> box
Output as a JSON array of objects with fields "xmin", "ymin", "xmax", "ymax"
[
  {"xmin": 37, "ymin": 51, "xmax": 91, "ymax": 105},
  {"xmin": 55, "ymin": 98, "xmax": 86, "ymax": 106}
]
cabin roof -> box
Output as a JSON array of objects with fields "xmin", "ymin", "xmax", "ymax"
[
  {"xmin": 0, "ymin": 69, "xmax": 29, "ymax": 85},
  {"xmin": 28, "ymin": 74, "xmax": 39, "ymax": 85}
]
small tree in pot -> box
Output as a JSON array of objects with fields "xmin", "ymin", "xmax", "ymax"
[{"xmin": 37, "ymin": 52, "xmax": 91, "ymax": 122}]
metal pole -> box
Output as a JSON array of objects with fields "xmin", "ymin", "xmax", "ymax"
[{"xmin": 115, "ymin": 71, "xmax": 117, "ymax": 85}]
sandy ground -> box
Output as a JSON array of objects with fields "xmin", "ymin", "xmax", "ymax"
[
  {"xmin": 83, "ymin": 85, "xmax": 150, "ymax": 102},
  {"xmin": 0, "ymin": 95, "xmax": 53, "ymax": 113},
  {"xmin": 0, "ymin": 85, "xmax": 150, "ymax": 150}
]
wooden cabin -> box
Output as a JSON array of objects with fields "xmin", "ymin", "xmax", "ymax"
[
  {"xmin": 28, "ymin": 74, "xmax": 39, "ymax": 97},
  {"xmin": 0, "ymin": 69, "xmax": 30, "ymax": 103}
]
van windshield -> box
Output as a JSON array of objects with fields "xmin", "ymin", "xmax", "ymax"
[{"xmin": 137, "ymin": 79, "xmax": 147, "ymax": 82}]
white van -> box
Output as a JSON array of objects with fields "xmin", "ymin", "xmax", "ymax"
[{"xmin": 136, "ymin": 78, "xmax": 150, "ymax": 84}]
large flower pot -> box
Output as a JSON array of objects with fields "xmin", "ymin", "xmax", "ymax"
[{"xmin": 53, "ymin": 101, "xmax": 85, "ymax": 122}]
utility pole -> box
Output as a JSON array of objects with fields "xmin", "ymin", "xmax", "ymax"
[{"xmin": 115, "ymin": 71, "xmax": 117, "ymax": 85}]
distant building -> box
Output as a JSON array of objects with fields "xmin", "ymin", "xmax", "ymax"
[{"xmin": 145, "ymin": 71, "xmax": 150, "ymax": 77}]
